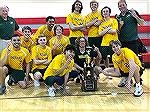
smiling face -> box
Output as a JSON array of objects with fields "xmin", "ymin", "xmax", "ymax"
[
  {"xmin": 102, "ymin": 7, "xmax": 110, "ymax": 18},
  {"xmin": 65, "ymin": 50, "xmax": 75, "ymax": 60},
  {"xmin": 1, "ymin": 6, "xmax": 9, "ymax": 20},
  {"xmin": 55, "ymin": 26, "xmax": 63, "ymax": 36},
  {"xmin": 74, "ymin": 1, "xmax": 82, "ymax": 12},
  {"xmin": 111, "ymin": 43, "xmax": 121, "ymax": 54},
  {"xmin": 23, "ymin": 29, "xmax": 31, "ymax": 40},
  {"xmin": 118, "ymin": 1, "xmax": 127, "ymax": 13},
  {"xmin": 79, "ymin": 38, "xmax": 86, "ymax": 48},
  {"xmin": 38, "ymin": 36, "xmax": 47, "ymax": 47},
  {"xmin": 46, "ymin": 18, "xmax": 55, "ymax": 29},
  {"xmin": 11, "ymin": 36, "xmax": 21, "ymax": 49},
  {"xmin": 90, "ymin": 2, "xmax": 98, "ymax": 12}
]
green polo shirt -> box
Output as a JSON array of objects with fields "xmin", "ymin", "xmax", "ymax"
[
  {"xmin": 117, "ymin": 10, "xmax": 142, "ymax": 42},
  {"xmin": 0, "ymin": 16, "xmax": 19, "ymax": 40}
]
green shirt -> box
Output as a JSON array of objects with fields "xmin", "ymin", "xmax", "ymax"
[
  {"xmin": 117, "ymin": 10, "xmax": 142, "ymax": 42},
  {"xmin": 0, "ymin": 16, "xmax": 19, "ymax": 40}
]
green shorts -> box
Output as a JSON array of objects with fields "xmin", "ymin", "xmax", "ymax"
[
  {"xmin": 7, "ymin": 66, "xmax": 25, "ymax": 83},
  {"xmin": 88, "ymin": 37, "xmax": 102, "ymax": 49},
  {"xmin": 33, "ymin": 68, "xmax": 47, "ymax": 77},
  {"xmin": 100, "ymin": 46, "xmax": 114, "ymax": 60}
]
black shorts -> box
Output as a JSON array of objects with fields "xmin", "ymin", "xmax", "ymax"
[
  {"xmin": 120, "ymin": 67, "xmax": 144, "ymax": 77},
  {"xmin": 7, "ymin": 66, "xmax": 25, "ymax": 83}
]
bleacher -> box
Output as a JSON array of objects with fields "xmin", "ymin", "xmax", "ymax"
[{"xmin": 15, "ymin": 14, "xmax": 150, "ymax": 67}]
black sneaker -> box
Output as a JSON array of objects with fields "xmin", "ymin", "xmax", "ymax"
[
  {"xmin": 76, "ymin": 78, "xmax": 80, "ymax": 84},
  {"xmin": 134, "ymin": 78, "xmax": 143, "ymax": 87},
  {"xmin": 7, "ymin": 76, "xmax": 15, "ymax": 86},
  {"xmin": 0, "ymin": 85, "xmax": 6, "ymax": 95}
]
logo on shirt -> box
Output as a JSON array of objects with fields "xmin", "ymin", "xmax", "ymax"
[{"xmin": 10, "ymin": 22, "xmax": 13, "ymax": 24}]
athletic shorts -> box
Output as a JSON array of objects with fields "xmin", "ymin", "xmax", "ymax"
[
  {"xmin": 120, "ymin": 67, "xmax": 144, "ymax": 77},
  {"xmin": 44, "ymin": 76, "xmax": 64, "ymax": 87},
  {"xmin": 7, "ymin": 66, "xmax": 25, "ymax": 83}
]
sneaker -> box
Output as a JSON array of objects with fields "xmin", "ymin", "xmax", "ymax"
[
  {"xmin": 76, "ymin": 78, "xmax": 80, "ymax": 84},
  {"xmin": 118, "ymin": 77, "xmax": 128, "ymax": 87},
  {"xmin": 7, "ymin": 76, "xmax": 15, "ymax": 86},
  {"xmin": 134, "ymin": 84, "xmax": 143, "ymax": 97},
  {"xmin": 0, "ymin": 85, "xmax": 6, "ymax": 95},
  {"xmin": 134, "ymin": 78, "xmax": 143, "ymax": 87},
  {"xmin": 48, "ymin": 86, "xmax": 55, "ymax": 97},
  {"xmin": 34, "ymin": 80, "xmax": 40, "ymax": 87}
]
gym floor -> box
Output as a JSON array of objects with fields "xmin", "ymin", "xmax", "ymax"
[{"xmin": 0, "ymin": 69, "xmax": 150, "ymax": 112}]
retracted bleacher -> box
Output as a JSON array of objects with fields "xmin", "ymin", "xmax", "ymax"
[{"xmin": 15, "ymin": 14, "xmax": 150, "ymax": 68}]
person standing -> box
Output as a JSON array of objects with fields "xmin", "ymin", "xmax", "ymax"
[
  {"xmin": 0, "ymin": 6, "xmax": 20, "ymax": 54},
  {"xmin": 66, "ymin": 0, "xmax": 86, "ymax": 44},
  {"xmin": 116, "ymin": 0, "xmax": 144, "ymax": 55},
  {"xmin": 98, "ymin": 6, "xmax": 118, "ymax": 68},
  {"xmin": 84, "ymin": 0, "xmax": 103, "ymax": 48}
]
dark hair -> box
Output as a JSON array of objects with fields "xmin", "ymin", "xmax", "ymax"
[
  {"xmin": 118, "ymin": 0, "xmax": 127, "ymax": 6},
  {"xmin": 11, "ymin": 34, "xmax": 20, "ymax": 40},
  {"xmin": 72, "ymin": 0, "xmax": 83, "ymax": 13},
  {"xmin": 75, "ymin": 37, "xmax": 88, "ymax": 48},
  {"xmin": 109, "ymin": 40, "xmax": 122, "ymax": 47},
  {"xmin": 54, "ymin": 25, "xmax": 64, "ymax": 36},
  {"xmin": 101, "ymin": 6, "xmax": 111, "ymax": 17},
  {"xmin": 22, "ymin": 26, "xmax": 32, "ymax": 32},
  {"xmin": 46, "ymin": 16, "xmax": 55, "ymax": 22},
  {"xmin": 64, "ymin": 44, "xmax": 76, "ymax": 53}
]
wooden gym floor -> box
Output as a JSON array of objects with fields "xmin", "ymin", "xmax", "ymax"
[{"xmin": 0, "ymin": 69, "xmax": 150, "ymax": 112}]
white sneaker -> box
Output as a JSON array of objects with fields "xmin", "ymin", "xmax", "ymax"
[
  {"xmin": 34, "ymin": 80, "xmax": 40, "ymax": 87},
  {"xmin": 118, "ymin": 77, "xmax": 128, "ymax": 87},
  {"xmin": 48, "ymin": 86, "xmax": 55, "ymax": 97},
  {"xmin": 134, "ymin": 84, "xmax": 143, "ymax": 97}
]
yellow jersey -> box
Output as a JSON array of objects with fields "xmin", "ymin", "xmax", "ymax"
[
  {"xmin": 31, "ymin": 45, "xmax": 52, "ymax": 71},
  {"xmin": 49, "ymin": 35, "xmax": 70, "ymax": 56},
  {"xmin": 33, "ymin": 25, "xmax": 54, "ymax": 44},
  {"xmin": 20, "ymin": 36, "xmax": 35, "ymax": 52},
  {"xmin": 112, "ymin": 48, "xmax": 142, "ymax": 73},
  {"xmin": 1, "ymin": 47, "xmax": 31, "ymax": 70},
  {"xmin": 99, "ymin": 18, "xmax": 118, "ymax": 46},
  {"xmin": 66, "ymin": 13, "xmax": 84, "ymax": 37},
  {"xmin": 43, "ymin": 54, "xmax": 74, "ymax": 79},
  {"xmin": 84, "ymin": 10, "xmax": 103, "ymax": 37}
]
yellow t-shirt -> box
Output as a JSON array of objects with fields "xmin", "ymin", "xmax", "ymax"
[
  {"xmin": 49, "ymin": 35, "xmax": 70, "ymax": 56},
  {"xmin": 43, "ymin": 54, "xmax": 74, "ymax": 79},
  {"xmin": 31, "ymin": 45, "xmax": 52, "ymax": 71},
  {"xmin": 99, "ymin": 18, "xmax": 118, "ymax": 46},
  {"xmin": 1, "ymin": 47, "xmax": 31, "ymax": 70},
  {"xmin": 112, "ymin": 48, "xmax": 142, "ymax": 73},
  {"xmin": 84, "ymin": 10, "xmax": 103, "ymax": 37},
  {"xmin": 66, "ymin": 13, "xmax": 84, "ymax": 37},
  {"xmin": 20, "ymin": 36, "xmax": 35, "ymax": 52},
  {"xmin": 33, "ymin": 25, "xmax": 54, "ymax": 44}
]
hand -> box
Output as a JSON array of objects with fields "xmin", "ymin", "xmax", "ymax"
[
  {"xmin": 93, "ymin": 45, "xmax": 99, "ymax": 52},
  {"xmin": 129, "ymin": 8, "xmax": 138, "ymax": 18},
  {"xmin": 119, "ymin": 20, "xmax": 124, "ymax": 27}
]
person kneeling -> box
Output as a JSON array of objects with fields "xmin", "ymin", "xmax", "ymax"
[
  {"xmin": 0, "ymin": 34, "xmax": 31, "ymax": 95},
  {"xmin": 43, "ymin": 44, "xmax": 82, "ymax": 97},
  {"xmin": 102, "ymin": 40, "xmax": 144, "ymax": 97}
]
